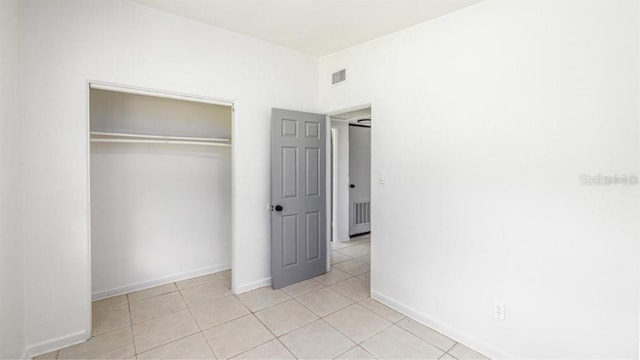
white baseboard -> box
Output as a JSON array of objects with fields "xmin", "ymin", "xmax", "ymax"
[
  {"xmin": 23, "ymin": 329, "xmax": 89, "ymax": 359},
  {"xmin": 235, "ymin": 277, "xmax": 271, "ymax": 294},
  {"xmin": 92, "ymin": 264, "xmax": 231, "ymax": 300},
  {"xmin": 371, "ymin": 289, "xmax": 510, "ymax": 359}
]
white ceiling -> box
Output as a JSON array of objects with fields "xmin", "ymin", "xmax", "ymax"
[{"xmin": 131, "ymin": 0, "xmax": 484, "ymax": 56}]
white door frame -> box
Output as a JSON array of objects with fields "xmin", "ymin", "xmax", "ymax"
[
  {"xmin": 325, "ymin": 103, "xmax": 372, "ymax": 271},
  {"xmin": 85, "ymin": 81, "xmax": 237, "ymax": 333}
]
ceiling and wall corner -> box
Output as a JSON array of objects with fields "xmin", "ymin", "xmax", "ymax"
[{"xmin": 130, "ymin": 0, "xmax": 485, "ymax": 56}]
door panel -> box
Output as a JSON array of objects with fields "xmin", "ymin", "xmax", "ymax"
[
  {"xmin": 282, "ymin": 215, "xmax": 298, "ymax": 267},
  {"xmin": 271, "ymin": 108, "xmax": 326, "ymax": 289},
  {"xmin": 349, "ymin": 125, "xmax": 371, "ymax": 236},
  {"xmin": 281, "ymin": 147, "xmax": 298, "ymax": 198},
  {"xmin": 305, "ymin": 148, "xmax": 320, "ymax": 196}
]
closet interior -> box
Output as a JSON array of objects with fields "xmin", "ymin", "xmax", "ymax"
[{"xmin": 89, "ymin": 86, "xmax": 232, "ymax": 301}]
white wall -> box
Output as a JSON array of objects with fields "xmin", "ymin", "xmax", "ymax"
[
  {"xmin": 0, "ymin": 0, "xmax": 24, "ymax": 358},
  {"xmin": 22, "ymin": 0, "xmax": 318, "ymax": 355},
  {"xmin": 331, "ymin": 120, "xmax": 350, "ymax": 242},
  {"xmin": 320, "ymin": 0, "xmax": 640, "ymax": 358},
  {"xmin": 90, "ymin": 90, "xmax": 232, "ymax": 299}
]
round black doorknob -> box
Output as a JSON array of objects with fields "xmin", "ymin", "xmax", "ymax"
[
  {"xmin": 350, "ymin": 184, "xmax": 355, "ymax": 188},
  {"xmin": 275, "ymin": 205, "xmax": 284, "ymax": 212}
]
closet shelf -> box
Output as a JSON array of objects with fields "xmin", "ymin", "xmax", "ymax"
[{"xmin": 90, "ymin": 131, "xmax": 231, "ymax": 147}]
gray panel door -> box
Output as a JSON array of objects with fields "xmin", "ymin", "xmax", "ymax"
[
  {"xmin": 349, "ymin": 125, "xmax": 371, "ymax": 236},
  {"xmin": 271, "ymin": 108, "xmax": 326, "ymax": 289}
]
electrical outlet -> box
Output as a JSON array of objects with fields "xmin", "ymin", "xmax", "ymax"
[{"xmin": 493, "ymin": 301, "xmax": 505, "ymax": 320}]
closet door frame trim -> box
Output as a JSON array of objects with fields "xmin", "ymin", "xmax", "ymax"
[{"xmin": 85, "ymin": 81, "xmax": 237, "ymax": 333}]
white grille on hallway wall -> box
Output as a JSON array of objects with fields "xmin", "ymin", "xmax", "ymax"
[{"xmin": 354, "ymin": 201, "xmax": 371, "ymax": 225}]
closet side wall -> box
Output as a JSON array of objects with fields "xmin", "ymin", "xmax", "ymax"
[
  {"xmin": 90, "ymin": 90, "xmax": 231, "ymax": 298},
  {"xmin": 0, "ymin": 0, "xmax": 25, "ymax": 357}
]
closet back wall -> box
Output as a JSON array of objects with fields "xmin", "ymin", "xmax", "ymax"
[{"xmin": 90, "ymin": 89, "xmax": 231, "ymax": 298}]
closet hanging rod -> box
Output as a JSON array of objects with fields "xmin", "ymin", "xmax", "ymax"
[
  {"xmin": 90, "ymin": 138, "xmax": 232, "ymax": 147},
  {"xmin": 90, "ymin": 131, "xmax": 231, "ymax": 143}
]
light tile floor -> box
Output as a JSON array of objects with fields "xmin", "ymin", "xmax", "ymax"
[{"xmin": 35, "ymin": 237, "xmax": 489, "ymax": 360}]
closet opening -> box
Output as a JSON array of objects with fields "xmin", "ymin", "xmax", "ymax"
[{"xmin": 88, "ymin": 82, "xmax": 234, "ymax": 336}]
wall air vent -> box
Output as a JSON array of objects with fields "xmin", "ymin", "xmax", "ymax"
[
  {"xmin": 354, "ymin": 201, "xmax": 371, "ymax": 225},
  {"xmin": 332, "ymin": 69, "xmax": 346, "ymax": 85}
]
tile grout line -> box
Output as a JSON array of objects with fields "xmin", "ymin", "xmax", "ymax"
[
  {"xmin": 290, "ymin": 290, "xmax": 353, "ymax": 321},
  {"xmin": 232, "ymin": 289, "xmax": 298, "ymax": 359},
  {"xmin": 174, "ymin": 280, "xmax": 218, "ymax": 359},
  {"xmin": 323, "ymin": 303, "xmax": 395, "ymax": 348},
  {"xmin": 186, "ymin": 294, "xmax": 250, "ymax": 333},
  {"xmin": 394, "ymin": 317, "xmax": 459, "ymax": 354},
  {"xmin": 244, "ymin": 307, "xmax": 289, "ymax": 358},
  {"xmin": 133, "ymin": 275, "xmax": 230, "ymax": 357},
  {"xmin": 235, "ymin": 278, "xmax": 360, "ymax": 358},
  {"xmin": 125, "ymin": 293, "xmax": 137, "ymax": 357},
  {"xmin": 332, "ymin": 345, "xmax": 360, "ymax": 360}
]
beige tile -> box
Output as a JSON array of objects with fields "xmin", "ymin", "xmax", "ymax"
[
  {"xmin": 218, "ymin": 269, "xmax": 232, "ymax": 289},
  {"xmin": 337, "ymin": 245, "xmax": 369, "ymax": 258},
  {"xmin": 324, "ymin": 304, "xmax": 391, "ymax": 343},
  {"xmin": 314, "ymin": 268, "xmax": 352, "ymax": 286},
  {"xmin": 176, "ymin": 273, "xmax": 219, "ymax": 290},
  {"xmin": 217, "ymin": 269, "xmax": 231, "ymax": 278},
  {"xmin": 358, "ymin": 298, "xmax": 403, "ymax": 322},
  {"xmin": 281, "ymin": 278, "xmax": 324, "ymax": 298},
  {"xmin": 180, "ymin": 280, "xmax": 232, "ymax": 307},
  {"xmin": 93, "ymin": 294, "xmax": 128, "ymax": 307},
  {"xmin": 331, "ymin": 240, "xmax": 356, "ymax": 250},
  {"xmin": 296, "ymin": 287, "xmax": 353, "ymax": 317},
  {"xmin": 128, "ymin": 283, "xmax": 177, "ymax": 303},
  {"xmin": 440, "ymin": 353, "xmax": 458, "ymax": 360},
  {"xmin": 132, "ymin": 309, "xmax": 199, "ymax": 353},
  {"xmin": 357, "ymin": 272, "xmax": 370, "ymax": 282},
  {"xmin": 33, "ymin": 350, "xmax": 58, "ymax": 359},
  {"xmin": 336, "ymin": 346, "xmax": 376, "ymax": 359},
  {"xmin": 279, "ymin": 320, "xmax": 355, "ymax": 360},
  {"xmin": 397, "ymin": 318, "xmax": 456, "ymax": 352},
  {"xmin": 92, "ymin": 300, "xmax": 131, "ymax": 336},
  {"xmin": 330, "ymin": 278, "xmax": 370, "ymax": 301},
  {"xmin": 255, "ymin": 300, "xmax": 318, "ymax": 336},
  {"xmin": 233, "ymin": 339, "xmax": 295, "ymax": 359},
  {"xmin": 237, "ymin": 287, "xmax": 290, "ymax": 312},
  {"xmin": 348, "ymin": 238, "xmax": 370, "ymax": 246},
  {"xmin": 334, "ymin": 259, "xmax": 370, "ymax": 276},
  {"xmin": 447, "ymin": 343, "xmax": 489, "ymax": 360},
  {"xmin": 190, "ymin": 295, "xmax": 250, "ymax": 330},
  {"xmin": 136, "ymin": 333, "xmax": 214, "ymax": 359},
  {"xmin": 130, "ymin": 291, "xmax": 187, "ymax": 324},
  {"xmin": 331, "ymin": 251, "xmax": 352, "ymax": 265},
  {"xmin": 203, "ymin": 314, "xmax": 273, "ymax": 359},
  {"xmin": 357, "ymin": 255, "xmax": 371, "ymax": 265},
  {"xmin": 58, "ymin": 327, "xmax": 134, "ymax": 360},
  {"xmin": 361, "ymin": 325, "xmax": 443, "ymax": 359}
]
